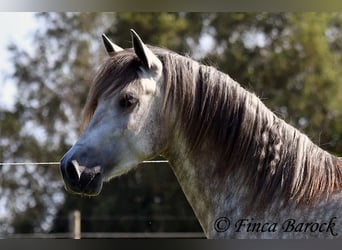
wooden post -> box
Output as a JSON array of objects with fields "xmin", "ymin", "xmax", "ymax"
[{"xmin": 69, "ymin": 210, "xmax": 81, "ymax": 239}]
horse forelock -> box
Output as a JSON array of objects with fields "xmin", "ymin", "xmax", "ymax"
[
  {"xmin": 155, "ymin": 47, "xmax": 342, "ymax": 209},
  {"xmin": 81, "ymin": 49, "xmax": 142, "ymax": 131}
]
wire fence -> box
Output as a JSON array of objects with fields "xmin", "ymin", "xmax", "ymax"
[
  {"xmin": 4, "ymin": 232, "xmax": 205, "ymax": 239},
  {"xmin": 0, "ymin": 162, "xmax": 60, "ymax": 166},
  {"xmin": 0, "ymin": 160, "xmax": 169, "ymax": 166},
  {"xmin": 1, "ymin": 210, "xmax": 205, "ymax": 239},
  {"xmin": 0, "ymin": 160, "xmax": 204, "ymax": 239}
]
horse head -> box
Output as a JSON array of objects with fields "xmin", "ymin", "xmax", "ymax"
[{"xmin": 60, "ymin": 30, "xmax": 167, "ymax": 195}]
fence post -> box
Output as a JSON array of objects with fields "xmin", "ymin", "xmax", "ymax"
[{"xmin": 69, "ymin": 210, "xmax": 81, "ymax": 239}]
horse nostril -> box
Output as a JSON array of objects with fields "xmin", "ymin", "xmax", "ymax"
[{"xmin": 65, "ymin": 160, "xmax": 83, "ymax": 183}]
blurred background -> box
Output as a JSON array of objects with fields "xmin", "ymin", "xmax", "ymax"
[{"xmin": 1, "ymin": 12, "xmax": 342, "ymax": 238}]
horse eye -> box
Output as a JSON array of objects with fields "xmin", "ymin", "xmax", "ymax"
[{"xmin": 119, "ymin": 94, "xmax": 138, "ymax": 110}]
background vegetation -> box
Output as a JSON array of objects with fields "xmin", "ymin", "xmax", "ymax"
[{"xmin": 1, "ymin": 12, "xmax": 342, "ymax": 235}]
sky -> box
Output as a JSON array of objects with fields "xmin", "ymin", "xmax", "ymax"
[{"xmin": 0, "ymin": 12, "xmax": 38, "ymax": 110}]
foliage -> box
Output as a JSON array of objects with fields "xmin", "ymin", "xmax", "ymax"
[
  {"xmin": 204, "ymin": 13, "xmax": 342, "ymax": 153},
  {"xmin": 1, "ymin": 12, "xmax": 342, "ymax": 234}
]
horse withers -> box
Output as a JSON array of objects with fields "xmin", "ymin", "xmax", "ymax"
[{"xmin": 60, "ymin": 29, "xmax": 342, "ymax": 238}]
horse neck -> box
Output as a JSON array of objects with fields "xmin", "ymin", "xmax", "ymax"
[
  {"xmin": 161, "ymin": 62, "xmax": 342, "ymax": 236},
  {"xmin": 164, "ymin": 132, "xmax": 229, "ymax": 235}
]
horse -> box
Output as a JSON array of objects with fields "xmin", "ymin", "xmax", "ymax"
[{"xmin": 60, "ymin": 29, "xmax": 342, "ymax": 238}]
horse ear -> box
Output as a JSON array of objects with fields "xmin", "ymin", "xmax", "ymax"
[
  {"xmin": 102, "ymin": 34, "xmax": 123, "ymax": 55},
  {"xmin": 130, "ymin": 29, "xmax": 162, "ymax": 72}
]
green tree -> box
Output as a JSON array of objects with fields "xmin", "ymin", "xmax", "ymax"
[
  {"xmin": 2, "ymin": 12, "xmax": 342, "ymax": 236},
  {"xmin": 1, "ymin": 12, "xmax": 205, "ymax": 235},
  {"xmin": 1, "ymin": 12, "xmax": 108, "ymax": 234},
  {"xmin": 204, "ymin": 13, "xmax": 342, "ymax": 153}
]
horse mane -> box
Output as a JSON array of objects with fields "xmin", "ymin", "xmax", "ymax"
[
  {"xmin": 82, "ymin": 45, "xmax": 342, "ymax": 208},
  {"xmin": 158, "ymin": 49, "xmax": 342, "ymax": 208}
]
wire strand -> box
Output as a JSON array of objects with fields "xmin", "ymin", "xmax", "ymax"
[{"xmin": 0, "ymin": 160, "xmax": 169, "ymax": 166}]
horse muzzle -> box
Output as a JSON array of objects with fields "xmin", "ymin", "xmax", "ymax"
[{"xmin": 60, "ymin": 157, "xmax": 104, "ymax": 196}]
